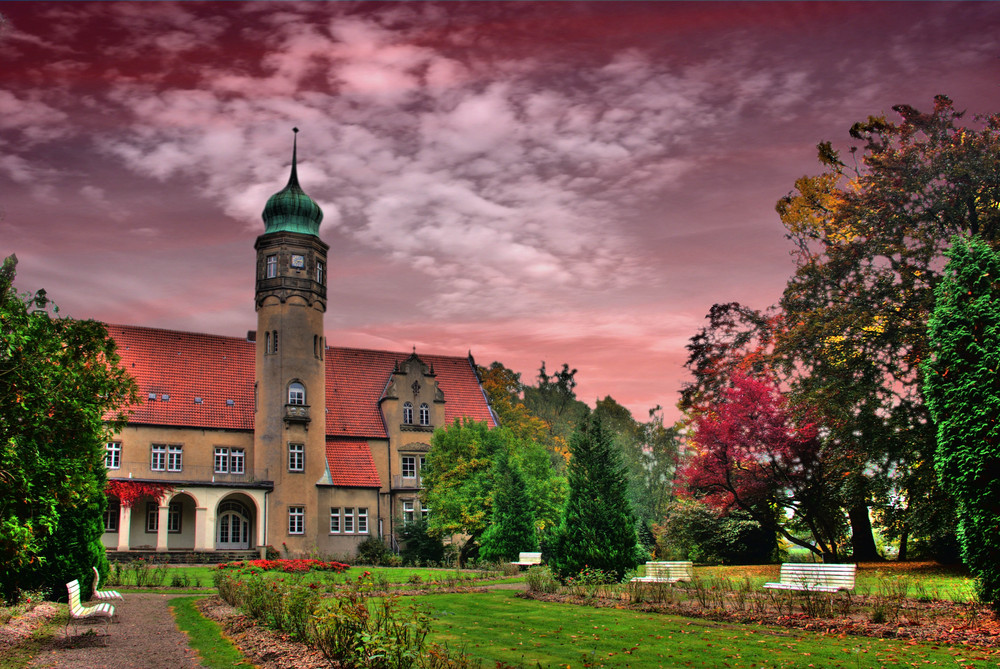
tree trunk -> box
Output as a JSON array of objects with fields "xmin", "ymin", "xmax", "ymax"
[
  {"xmin": 848, "ymin": 504, "xmax": 881, "ymax": 562},
  {"xmin": 898, "ymin": 527, "xmax": 909, "ymax": 562}
]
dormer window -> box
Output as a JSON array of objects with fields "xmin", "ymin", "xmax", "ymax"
[
  {"xmin": 288, "ymin": 382, "xmax": 306, "ymax": 405},
  {"xmin": 266, "ymin": 254, "xmax": 278, "ymax": 278},
  {"xmin": 419, "ymin": 403, "xmax": 430, "ymax": 426},
  {"xmin": 402, "ymin": 402, "xmax": 413, "ymax": 425}
]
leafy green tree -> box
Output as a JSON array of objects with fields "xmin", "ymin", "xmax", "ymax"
[
  {"xmin": 479, "ymin": 449, "xmax": 537, "ymax": 562},
  {"xmin": 772, "ymin": 96, "xmax": 1000, "ymax": 560},
  {"xmin": 924, "ymin": 235, "xmax": 1000, "ymax": 609},
  {"xmin": 0, "ymin": 255, "xmax": 136, "ymax": 602},
  {"xmin": 655, "ymin": 499, "xmax": 776, "ymax": 565},
  {"xmin": 547, "ymin": 411, "xmax": 642, "ymax": 581},
  {"xmin": 523, "ymin": 362, "xmax": 589, "ymax": 462},
  {"xmin": 421, "ymin": 418, "xmax": 565, "ymax": 565}
]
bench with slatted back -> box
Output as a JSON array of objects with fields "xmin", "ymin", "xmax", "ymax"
[
  {"xmin": 511, "ymin": 552, "xmax": 543, "ymax": 568},
  {"xmin": 763, "ymin": 563, "xmax": 856, "ymax": 593},
  {"xmin": 630, "ymin": 561, "xmax": 694, "ymax": 583},
  {"xmin": 66, "ymin": 579, "xmax": 115, "ymax": 640}
]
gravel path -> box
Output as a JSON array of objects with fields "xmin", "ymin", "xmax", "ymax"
[{"xmin": 29, "ymin": 593, "xmax": 201, "ymax": 669}]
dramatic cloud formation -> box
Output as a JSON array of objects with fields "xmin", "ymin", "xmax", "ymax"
[{"xmin": 2, "ymin": 2, "xmax": 1000, "ymax": 422}]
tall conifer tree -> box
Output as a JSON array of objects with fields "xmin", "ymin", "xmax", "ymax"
[
  {"xmin": 479, "ymin": 449, "xmax": 537, "ymax": 562},
  {"xmin": 547, "ymin": 411, "xmax": 641, "ymax": 581},
  {"xmin": 924, "ymin": 235, "xmax": 1000, "ymax": 610}
]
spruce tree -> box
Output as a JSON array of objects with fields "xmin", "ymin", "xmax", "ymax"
[
  {"xmin": 547, "ymin": 411, "xmax": 641, "ymax": 581},
  {"xmin": 479, "ymin": 449, "xmax": 537, "ymax": 562},
  {"xmin": 924, "ymin": 235, "xmax": 1000, "ymax": 611}
]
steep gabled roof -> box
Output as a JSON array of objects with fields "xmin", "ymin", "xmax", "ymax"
[
  {"xmin": 104, "ymin": 324, "xmax": 496, "ymax": 438},
  {"xmin": 325, "ymin": 439, "xmax": 382, "ymax": 487},
  {"xmin": 106, "ymin": 324, "xmax": 255, "ymax": 431}
]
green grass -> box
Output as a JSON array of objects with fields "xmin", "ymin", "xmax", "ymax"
[
  {"xmin": 169, "ymin": 596, "xmax": 255, "ymax": 669},
  {"xmin": 418, "ymin": 589, "xmax": 996, "ymax": 668}
]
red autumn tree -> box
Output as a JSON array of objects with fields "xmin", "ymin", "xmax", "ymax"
[{"xmin": 681, "ymin": 373, "xmax": 849, "ymax": 561}]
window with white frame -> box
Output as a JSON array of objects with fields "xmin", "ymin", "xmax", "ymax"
[
  {"xmin": 288, "ymin": 506, "xmax": 304, "ymax": 534},
  {"xmin": 357, "ymin": 507, "xmax": 368, "ymax": 534},
  {"xmin": 316, "ymin": 261, "xmax": 324, "ymax": 285},
  {"xmin": 167, "ymin": 502, "xmax": 181, "ymax": 532},
  {"xmin": 402, "ymin": 500, "xmax": 414, "ymax": 525},
  {"xmin": 266, "ymin": 254, "xmax": 277, "ymax": 278},
  {"xmin": 146, "ymin": 502, "xmax": 181, "ymax": 532},
  {"xmin": 421, "ymin": 503, "xmax": 430, "ymax": 522},
  {"xmin": 105, "ymin": 442, "xmax": 121, "ymax": 469},
  {"xmin": 419, "ymin": 403, "xmax": 430, "ymax": 426},
  {"xmin": 215, "ymin": 447, "xmax": 245, "ymax": 474},
  {"xmin": 288, "ymin": 382, "xmax": 305, "ymax": 405},
  {"xmin": 104, "ymin": 498, "xmax": 120, "ymax": 533},
  {"xmin": 402, "ymin": 401, "xmax": 413, "ymax": 424},
  {"xmin": 167, "ymin": 444, "xmax": 183, "ymax": 472},
  {"xmin": 151, "ymin": 444, "xmax": 166, "ymax": 471},
  {"xmin": 329, "ymin": 507, "xmax": 341, "ymax": 533},
  {"xmin": 401, "ymin": 455, "xmax": 416, "ymax": 479},
  {"xmin": 344, "ymin": 507, "xmax": 354, "ymax": 533},
  {"xmin": 288, "ymin": 443, "xmax": 304, "ymax": 471}
]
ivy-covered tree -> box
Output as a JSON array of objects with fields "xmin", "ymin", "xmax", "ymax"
[
  {"xmin": 547, "ymin": 411, "xmax": 641, "ymax": 581},
  {"xmin": 479, "ymin": 449, "xmax": 537, "ymax": 563},
  {"xmin": 0, "ymin": 255, "xmax": 136, "ymax": 602},
  {"xmin": 773, "ymin": 96, "xmax": 1000, "ymax": 560},
  {"xmin": 923, "ymin": 235, "xmax": 1000, "ymax": 610}
]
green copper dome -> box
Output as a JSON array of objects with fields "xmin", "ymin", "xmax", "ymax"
[{"xmin": 262, "ymin": 128, "xmax": 323, "ymax": 236}]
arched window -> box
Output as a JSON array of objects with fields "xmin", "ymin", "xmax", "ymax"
[
  {"xmin": 402, "ymin": 402, "xmax": 413, "ymax": 424},
  {"xmin": 288, "ymin": 382, "xmax": 305, "ymax": 405},
  {"xmin": 419, "ymin": 403, "xmax": 430, "ymax": 426}
]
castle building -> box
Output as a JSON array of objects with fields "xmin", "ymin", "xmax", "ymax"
[{"xmin": 101, "ymin": 131, "xmax": 496, "ymax": 558}]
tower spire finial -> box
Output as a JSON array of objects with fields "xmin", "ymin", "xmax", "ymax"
[{"xmin": 289, "ymin": 127, "xmax": 300, "ymax": 186}]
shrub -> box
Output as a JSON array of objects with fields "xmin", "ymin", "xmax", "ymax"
[
  {"xmin": 397, "ymin": 518, "xmax": 445, "ymax": 566},
  {"xmin": 524, "ymin": 566, "xmax": 559, "ymax": 594},
  {"xmin": 355, "ymin": 537, "xmax": 394, "ymax": 565}
]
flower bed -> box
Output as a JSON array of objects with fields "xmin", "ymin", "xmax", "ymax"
[{"xmin": 217, "ymin": 559, "xmax": 349, "ymax": 574}]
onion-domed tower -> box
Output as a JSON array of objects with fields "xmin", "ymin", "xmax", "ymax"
[{"xmin": 253, "ymin": 128, "xmax": 329, "ymax": 552}]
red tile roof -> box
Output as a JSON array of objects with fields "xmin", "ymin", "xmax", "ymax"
[
  {"xmin": 106, "ymin": 324, "xmax": 255, "ymax": 431},
  {"xmin": 105, "ymin": 324, "xmax": 497, "ymax": 438},
  {"xmin": 325, "ymin": 440, "xmax": 382, "ymax": 487}
]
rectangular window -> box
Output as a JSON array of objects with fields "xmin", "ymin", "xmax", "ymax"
[
  {"xmin": 401, "ymin": 455, "xmax": 416, "ymax": 479},
  {"xmin": 266, "ymin": 254, "xmax": 277, "ymax": 278},
  {"xmin": 167, "ymin": 444, "xmax": 183, "ymax": 472},
  {"xmin": 105, "ymin": 442, "xmax": 121, "ymax": 469},
  {"xmin": 214, "ymin": 447, "xmax": 229, "ymax": 473},
  {"xmin": 231, "ymin": 448, "xmax": 245, "ymax": 474},
  {"xmin": 316, "ymin": 261, "xmax": 324, "ymax": 285},
  {"xmin": 357, "ymin": 508, "xmax": 368, "ymax": 534},
  {"xmin": 329, "ymin": 507, "xmax": 341, "ymax": 533},
  {"xmin": 344, "ymin": 507, "xmax": 354, "ymax": 534},
  {"xmin": 167, "ymin": 502, "xmax": 181, "ymax": 533},
  {"xmin": 288, "ymin": 443, "xmax": 304, "ymax": 472},
  {"xmin": 402, "ymin": 500, "xmax": 414, "ymax": 525},
  {"xmin": 151, "ymin": 444, "xmax": 166, "ymax": 471},
  {"xmin": 421, "ymin": 503, "xmax": 430, "ymax": 522},
  {"xmin": 146, "ymin": 502, "xmax": 159, "ymax": 532},
  {"xmin": 288, "ymin": 506, "xmax": 304, "ymax": 535},
  {"xmin": 104, "ymin": 499, "xmax": 120, "ymax": 533}
]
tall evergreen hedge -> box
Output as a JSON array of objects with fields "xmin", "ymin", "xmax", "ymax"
[
  {"xmin": 547, "ymin": 411, "xmax": 642, "ymax": 581},
  {"xmin": 923, "ymin": 235, "xmax": 1000, "ymax": 610},
  {"xmin": 479, "ymin": 449, "xmax": 537, "ymax": 562}
]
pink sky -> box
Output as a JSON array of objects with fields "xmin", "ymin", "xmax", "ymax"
[{"xmin": 3, "ymin": 2, "xmax": 1000, "ymax": 425}]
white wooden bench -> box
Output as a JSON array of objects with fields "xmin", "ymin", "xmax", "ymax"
[
  {"xmin": 510, "ymin": 551, "xmax": 542, "ymax": 568},
  {"xmin": 66, "ymin": 579, "xmax": 115, "ymax": 640},
  {"xmin": 763, "ymin": 563, "xmax": 856, "ymax": 593},
  {"xmin": 92, "ymin": 566, "xmax": 123, "ymax": 601},
  {"xmin": 630, "ymin": 561, "xmax": 694, "ymax": 583}
]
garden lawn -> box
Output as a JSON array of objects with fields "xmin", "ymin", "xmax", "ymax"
[{"xmin": 418, "ymin": 590, "xmax": 999, "ymax": 668}]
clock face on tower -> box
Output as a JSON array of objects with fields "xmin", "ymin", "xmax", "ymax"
[{"xmin": 291, "ymin": 254, "xmax": 305, "ymax": 269}]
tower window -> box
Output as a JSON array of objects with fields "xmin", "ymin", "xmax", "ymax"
[
  {"xmin": 288, "ymin": 443, "xmax": 304, "ymax": 471},
  {"xmin": 419, "ymin": 403, "xmax": 430, "ymax": 426},
  {"xmin": 265, "ymin": 331, "xmax": 271, "ymax": 354},
  {"xmin": 402, "ymin": 402, "xmax": 413, "ymax": 425},
  {"xmin": 316, "ymin": 261, "xmax": 324, "ymax": 285},
  {"xmin": 288, "ymin": 382, "xmax": 305, "ymax": 405},
  {"xmin": 266, "ymin": 255, "xmax": 277, "ymax": 278}
]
